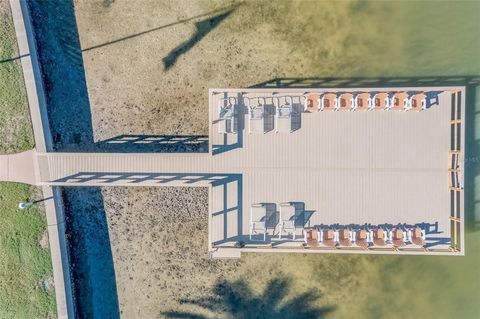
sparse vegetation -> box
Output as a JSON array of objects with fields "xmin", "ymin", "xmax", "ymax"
[{"xmin": 0, "ymin": 1, "xmax": 34, "ymax": 153}]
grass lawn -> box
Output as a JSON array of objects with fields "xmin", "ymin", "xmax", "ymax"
[
  {"xmin": 0, "ymin": 183, "xmax": 56, "ymax": 319},
  {"xmin": 0, "ymin": 2, "xmax": 56, "ymax": 318},
  {"xmin": 0, "ymin": 0, "xmax": 34, "ymax": 153}
]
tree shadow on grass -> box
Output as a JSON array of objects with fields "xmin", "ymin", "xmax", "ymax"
[{"xmin": 162, "ymin": 277, "xmax": 335, "ymax": 319}]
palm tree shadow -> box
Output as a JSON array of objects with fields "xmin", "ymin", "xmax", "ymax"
[
  {"xmin": 163, "ymin": 8, "xmax": 236, "ymax": 70},
  {"xmin": 162, "ymin": 277, "xmax": 335, "ymax": 319}
]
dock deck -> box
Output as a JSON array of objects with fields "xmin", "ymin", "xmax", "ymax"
[{"xmin": 208, "ymin": 87, "xmax": 464, "ymax": 256}]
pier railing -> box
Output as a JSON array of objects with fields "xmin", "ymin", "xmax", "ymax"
[{"xmin": 449, "ymin": 90, "xmax": 462, "ymax": 252}]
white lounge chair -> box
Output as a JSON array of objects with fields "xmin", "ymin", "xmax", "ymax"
[
  {"xmin": 278, "ymin": 202, "xmax": 296, "ymax": 239},
  {"xmin": 217, "ymin": 97, "xmax": 237, "ymax": 134},
  {"xmin": 250, "ymin": 204, "xmax": 267, "ymax": 241},
  {"xmin": 275, "ymin": 96, "xmax": 293, "ymax": 133},
  {"xmin": 247, "ymin": 97, "xmax": 265, "ymax": 134}
]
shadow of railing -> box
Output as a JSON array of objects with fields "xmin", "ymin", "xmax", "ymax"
[
  {"xmin": 94, "ymin": 135, "xmax": 209, "ymax": 153},
  {"xmin": 55, "ymin": 172, "xmax": 236, "ymax": 186},
  {"xmin": 62, "ymin": 187, "xmax": 120, "ymax": 319}
]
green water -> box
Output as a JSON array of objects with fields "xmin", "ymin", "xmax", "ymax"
[{"xmin": 236, "ymin": 1, "xmax": 480, "ymax": 318}]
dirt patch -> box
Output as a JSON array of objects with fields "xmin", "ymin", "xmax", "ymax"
[{"xmin": 39, "ymin": 229, "xmax": 49, "ymax": 249}]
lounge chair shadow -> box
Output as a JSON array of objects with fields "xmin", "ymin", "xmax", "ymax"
[{"xmin": 162, "ymin": 277, "xmax": 335, "ymax": 319}]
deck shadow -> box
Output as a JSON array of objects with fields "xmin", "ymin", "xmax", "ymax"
[{"xmin": 62, "ymin": 187, "xmax": 120, "ymax": 319}]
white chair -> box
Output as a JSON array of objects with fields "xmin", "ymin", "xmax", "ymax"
[
  {"xmin": 247, "ymin": 97, "xmax": 265, "ymax": 134},
  {"xmin": 275, "ymin": 96, "xmax": 293, "ymax": 133},
  {"xmin": 278, "ymin": 202, "xmax": 296, "ymax": 239},
  {"xmin": 217, "ymin": 97, "xmax": 237, "ymax": 134},
  {"xmin": 250, "ymin": 204, "xmax": 267, "ymax": 241}
]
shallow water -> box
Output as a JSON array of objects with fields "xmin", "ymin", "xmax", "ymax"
[{"xmin": 27, "ymin": 0, "xmax": 480, "ymax": 318}]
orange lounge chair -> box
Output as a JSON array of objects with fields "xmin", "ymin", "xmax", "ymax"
[
  {"xmin": 373, "ymin": 92, "xmax": 389, "ymax": 110},
  {"xmin": 373, "ymin": 228, "xmax": 387, "ymax": 246},
  {"xmin": 338, "ymin": 93, "xmax": 354, "ymax": 111},
  {"xmin": 355, "ymin": 92, "xmax": 372, "ymax": 111},
  {"xmin": 304, "ymin": 94, "xmax": 320, "ymax": 112},
  {"xmin": 411, "ymin": 227, "xmax": 426, "ymax": 246},
  {"xmin": 391, "ymin": 92, "xmax": 409, "ymax": 111},
  {"xmin": 320, "ymin": 93, "xmax": 337, "ymax": 111},
  {"xmin": 339, "ymin": 228, "xmax": 352, "ymax": 246},
  {"xmin": 304, "ymin": 228, "xmax": 319, "ymax": 247},
  {"xmin": 411, "ymin": 92, "xmax": 427, "ymax": 111},
  {"xmin": 355, "ymin": 229, "xmax": 369, "ymax": 248},
  {"xmin": 322, "ymin": 229, "xmax": 336, "ymax": 247},
  {"xmin": 392, "ymin": 228, "xmax": 406, "ymax": 247}
]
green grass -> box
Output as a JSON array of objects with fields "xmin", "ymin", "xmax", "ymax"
[
  {"xmin": 0, "ymin": 183, "xmax": 56, "ymax": 319},
  {"xmin": 0, "ymin": 3, "xmax": 55, "ymax": 319},
  {"xmin": 0, "ymin": 2, "xmax": 34, "ymax": 153}
]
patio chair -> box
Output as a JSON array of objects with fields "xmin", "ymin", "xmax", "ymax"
[
  {"xmin": 392, "ymin": 228, "xmax": 406, "ymax": 247},
  {"xmin": 391, "ymin": 92, "xmax": 409, "ymax": 112},
  {"xmin": 411, "ymin": 92, "xmax": 427, "ymax": 111},
  {"xmin": 339, "ymin": 228, "xmax": 352, "ymax": 246},
  {"xmin": 373, "ymin": 228, "xmax": 387, "ymax": 246},
  {"xmin": 411, "ymin": 227, "xmax": 426, "ymax": 246},
  {"xmin": 320, "ymin": 93, "xmax": 337, "ymax": 111},
  {"xmin": 275, "ymin": 96, "xmax": 293, "ymax": 133},
  {"xmin": 250, "ymin": 204, "xmax": 267, "ymax": 241},
  {"xmin": 373, "ymin": 92, "xmax": 389, "ymax": 110},
  {"xmin": 304, "ymin": 94, "xmax": 320, "ymax": 112},
  {"xmin": 322, "ymin": 228, "xmax": 335, "ymax": 247},
  {"xmin": 355, "ymin": 229, "xmax": 369, "ymax": 248},
  {"xmin": 247, "ymin": 97, "xmax": 265, "ymax": 134},
  {"xmin": 355, "ymin": 92, "xmax": 373, "ymax": 111},
  {"xmin": 338, "ymin": 93, "xmax": 354, "ymax": 111},
  {"xmin": 217, "ymin": 97, "xmax": 237, "ymax": 134},
  {"xmin": 278, "ymin": 202, "xmax": 296, "ymax": 239},
  {"xmin": 304, "ymin": 228, "xmax": 319, "ymax": 247}
]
